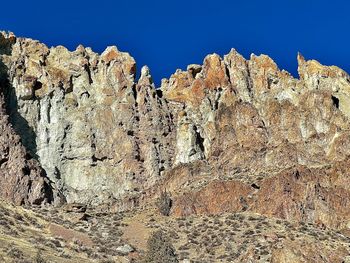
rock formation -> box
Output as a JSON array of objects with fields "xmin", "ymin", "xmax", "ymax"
[
  {"xmin": 0, "ymin": 91, "xmax": 52, "ymax": 205},
  {"xmin": 1, "ymin": 31, "xmax": 350, "ymax": 237},
  {"xmin": 0, "ymin": 32, "xmax": 176, "ymax": 205},
  {"xmin": 0, "ymin": 32, "xmax": 52, "ymax": 205}
]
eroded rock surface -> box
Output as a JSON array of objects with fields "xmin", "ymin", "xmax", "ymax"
[
  {"xmin": 159, "ymin": 48, "xmax": 350, "ymax": 233},
  {"xmin": 0, "ymin": 32, "xmax": 176, "ymax": 205},
  {"xmin": 1, "ymin": 32, "xmax": 350, "ymax": 237},
  {"xmin": 0, "ymin": 92, "xmax": 52, "ymax": 205},
  {"xmin": 0, "ymin": 33, "xmax": 52, "ymax": 205}
]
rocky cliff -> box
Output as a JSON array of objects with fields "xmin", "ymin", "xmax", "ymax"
[
  {"xmin": 1, "ymin": 31, "xmax": 350, "ymax": 235},
  {"xmin": 0, "ymin": 32, "xmax": 176, "ymax": 205},
  {"xmin": 0, "ymin": 33, "xmax": 52, "ymax": 205}
]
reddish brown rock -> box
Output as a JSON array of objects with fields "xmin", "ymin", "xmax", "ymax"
[
  {"xmin": 172, "ymin": 180, "xmax": 253, "ymax": 216},
  {"xmin": 252, "ymin": 165, "xmax": 350, "ymax": 230},
  {"xmin": 3, "ymin": 30, "xmax": 350, "ymax": 263},
  {"xmin": 171, "ymin": 162, "xmax": 350, "ymax": 233},
  {"xmin": 2, "ymin": 32, "xmax": 350, "ymax": 235}
]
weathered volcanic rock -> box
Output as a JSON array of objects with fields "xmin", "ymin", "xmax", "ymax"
[
  {"xmin": 0, "ymin": 32, "xmax": 176, "ymax": 205},
  {"xmin": 0, "ymin": 33, "xmax": 52, "ymax": 204},
  {"xmin": 160, "ymin": 49, "xmax": 350, "ymax": 232},
  {"xmin": 170, "ymin": 162, "xmax": 350, "ymax": 231},
  {"xmin": 0, "ymin": 92, "xmax": 52, "ymax": 205},
  {"xmin": 1, "ymin": 31, "xmax": 350, "ymax": 238}
]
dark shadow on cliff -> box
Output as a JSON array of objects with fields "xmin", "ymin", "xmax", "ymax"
[
  {"xmin": 4, "ymin": 84, "xmax": 39, "ymax": 159},
  {"xmin": 0, "ymin": 35, "xmax": 39, "ymax": 159},
  {"xmin": 0, "ymin": 34, "xmax": 56, "ymax": 204}
]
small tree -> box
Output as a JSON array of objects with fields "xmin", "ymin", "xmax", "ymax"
[
  {"xmin": 156, "ymin": 190, "xmax": 172, "ymax": 216},
  {"xmin": 143, "ymin": 230, "xmax": 178, "ymax": 263}
]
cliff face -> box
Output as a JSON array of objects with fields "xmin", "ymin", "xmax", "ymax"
[
  {"xmin": 161, "ymin": 51, "xmax": 350, "ymax": 233},
  {"xmin": 1, "ymin": 32, "xmax": 350, "ymax": 233},
  {"xmin": 0, "ymin": 92, "xmax": 52, "ymax": 205},
  {"xmin": 0, "ymin": 33, "xmax": 52, "ymax": 205},
  {"xmin": 0, "ymin": 32, "xmax": 176, "ymax": 205}
]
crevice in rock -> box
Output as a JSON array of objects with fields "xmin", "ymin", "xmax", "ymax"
[
  {"xmin": 132, "ymin": 84, "xmax": 138, "ymax": 106},
  {"xmin": 54, "ymin": 167, "xmax": 61, "ymax": 180},
  {"xmin": 80, "ymin": 91, "xmax": 90, "ymax": 100},
  {"xmin": 207, "ymin": 97, "xmax": 213, "ymax": 111},
  {"xmin": 225, "ymin": 65, "xmax": 232, "ymax": 86},
  {"xmin": 214, "ymin": 88, "xmax": 222, "ymax": 110},
  {"xmin": 331, "ymin": 95, "xmax": 339, "ymax": 109},
  {"xmin": 47, "ymin": 100, "xmax": 52, "ymax": 124},
  {"xmin": 33, "ymin": 80, "xmax": 42, "ymax": 90},
  {"xmin": 22, "ymin": 165, "xmax": 31, "ymax": 176},
  {"xmin": 156, "ymin": 89, "xmax": 163, "ymax": 98},
  {"xmin": 92, "ymin": 155, "xmax": 108, "ymax": 162},
  {"xmin": 267, "ymin": 77, "xmax": 273, "ymax": 89},
  {"xmin": 84, "ymin": 64, "xmax": 93, "ymax": 84},
  {"xmin": 251, "ymin": 183, "xmax": 260, "ymax": 189},
  {"xmin": 245, "ymin": 62, "xmax": 253, "ymax": 100},
  {"xmin": 0, "ymin": 158, "xmax": 8, "ymax": 167},
  {"xmin": 67, "ymin": 76, "xmax": 73, "ymax": 93},
  {"xmin": 194, "ymin": 126, "xmax": 205, "ymax": 154},
  {"xmin": 62, "ymin": 156, "xmax": 76, "ymax": 161}
]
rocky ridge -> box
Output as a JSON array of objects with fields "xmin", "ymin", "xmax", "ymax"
[{"xmin": 1, "ymin": 32, "xmax": 350, "ymax": 243}]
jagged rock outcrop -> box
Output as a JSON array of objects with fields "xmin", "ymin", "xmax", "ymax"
[
  {"xmin": 159, "ymin": 49, "xmax": 350, "ymax": 233},
  {"xmin": 0, "ymin": 33, "xmax": 52, "ymax": 204},
  {"xmin": 1, "ymin": 31, "xmax": 350, "ymax": 237},
  {"xmin": 0, "ymin": 32, "xmax": 175, "ymax": 205}
]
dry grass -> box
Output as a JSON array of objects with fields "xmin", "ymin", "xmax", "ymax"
[{"xmin": 0, "ymin": 199, "xmax": 349, "ymax": 262}]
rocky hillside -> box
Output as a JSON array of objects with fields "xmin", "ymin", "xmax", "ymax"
[
  {"xmin": 1, "ymin": 31, "xmax": 350, "ymax": 262},
  {"xmin": 1, "ymin": 200, "xmax": 349, "ymax": 263}
]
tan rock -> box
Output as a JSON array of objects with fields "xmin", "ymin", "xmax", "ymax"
[{"xmin": 2, "ymin": 33, "xmax": 350, "ymax": 229}]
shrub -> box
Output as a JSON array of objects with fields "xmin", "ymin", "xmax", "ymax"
[
  {"xmin": 142, "ymin": 230, "xmax": 178, "ymax": 263},
  {"xmin": 156, "ymin": 190, "xmax": 172, "ymax": 216},
  {"xmin": 35, "ymin": 250, "xmax": 47, "ymax": 263},
  {"xmin": 7, "ymin": 246, "xmax": 24, "ymax": 259}
]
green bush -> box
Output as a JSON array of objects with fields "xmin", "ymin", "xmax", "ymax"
[
  {"xmin": 143, "ymin": 230, "xmax": 178, "ymax": 263},
  {"xmin": 35, "ymin": 250, "xmax": 47, "ymax": 263},
  {"xmin": 156, "ymin": 190, "xmax": 172, "ymax": 216}
]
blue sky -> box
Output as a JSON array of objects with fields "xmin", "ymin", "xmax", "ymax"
[{"xmin": 1, "ymin": 0, "xmax": 349, "ymax": 85}]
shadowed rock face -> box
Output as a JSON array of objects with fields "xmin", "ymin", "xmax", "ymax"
[
  {"xmin": 0, "ymin": 84, "xmax": 52, "ymax": 204},
  {"xmin": 0, "ymin": 32, "xmax": 52, "ymax": 205},
  {"xmin": 0, "ymin": 93, "xmax": 53, "ymax": 205},
  {"xmin": 1, "ymin": 31, "xmax": 350, "ymax": 235}
]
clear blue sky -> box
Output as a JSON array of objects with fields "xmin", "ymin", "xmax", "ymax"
[{"xmin": 1, "ymin": 0, "xmax": 349, "ymax": 86}]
